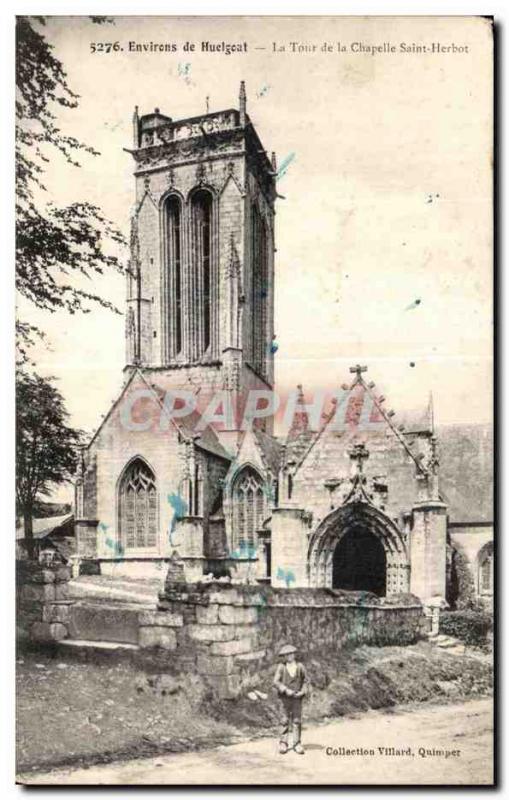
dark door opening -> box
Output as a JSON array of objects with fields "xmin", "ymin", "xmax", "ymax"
[{"xmin": 332, "ymin": 527, "xmax": 386, "ymax": 596}]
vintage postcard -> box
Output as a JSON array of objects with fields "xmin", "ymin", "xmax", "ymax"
[{"xmin": 15, "ymin": 15, "xmax": 494, "ymax": 786}]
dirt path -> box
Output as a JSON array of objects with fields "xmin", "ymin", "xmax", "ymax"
[{"xmin": 19, "ymin": 698, "xmax": 493, "ymax": 786}]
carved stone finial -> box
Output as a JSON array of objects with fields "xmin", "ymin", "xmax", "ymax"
[
  {"xmin": 287, "ymin": 384, "xmax": 309, "ymax": 440},
  {"xmin": 239, "ymin": 80, "xmax": 247, "ymax": 126},
  {"xmin": 349, "ymin": 364, "xmax": 368, "ymax": 382},
  {"xmin": 76, "ymin": 445, "xmax": 86, "ymax": 479},
  {"xmin": 428, "ymin": 391, "xmax": 435, "ymax": 433},
  {"xmin": 429, "ymin": 434, "xmax": 440, "ymax": 474},
  {"xmin": 133, "ymin": 105, "xmax": 139, "ymax": 148}
]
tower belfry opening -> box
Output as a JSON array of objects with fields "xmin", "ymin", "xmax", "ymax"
[{"xmin": 125, "ymin": 82, "xmax": 277, "ymax": 430}]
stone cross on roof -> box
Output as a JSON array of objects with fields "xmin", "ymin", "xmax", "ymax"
[
  {"xmin": 348, "ymin": 442, "xmax": 370, "ymax": 474},
  {"xmin": 349, "ymin": 364, "xmax": 368, "ymax": 380}
]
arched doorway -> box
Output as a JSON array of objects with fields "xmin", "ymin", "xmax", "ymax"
[
  {"xmin": 477, "ymin": 541, "xmax": 493, "ymax": 597},
  {"xmin": 332, "ymin": 527, "xmax": 386, "ymax": 596},
  {"xmin": 307, "ymin": 502, "xmax": 409, "ymax": 595}
]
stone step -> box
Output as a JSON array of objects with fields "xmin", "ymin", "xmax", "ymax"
[
  {"xmin": 69, "ymin": 579, "xmax": 156, "ymax": 605},
  {"xmin": 60, "ymin": 639, "xmax": 140, "ymax": 651},
  {"xmin": 443, "ymin": 646, "xmax": 466, "ymax": 656},
  {"xmin": 429, "ymin": 634, "xmax": 456, "ymax": 645},
  {"xmin": 68, "ymin": 602, "xmax": 149, "ymax": 645},
  {"xmin": 428, "ymin": 633, "xmax": 466, "ymax": 652}
]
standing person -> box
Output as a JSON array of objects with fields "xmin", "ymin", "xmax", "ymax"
[{"xmin": 273, "ymin": 644, "xmax": 308, "ymax": 754}]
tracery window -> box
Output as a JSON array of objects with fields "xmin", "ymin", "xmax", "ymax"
[
  {"xmin": 479, "ymin": 544, "xmax": 493, "ymax": 594},
  {"xmin": 165, "ymin": 196, "xmax": 183, "ymax": 355},
  {"xmin": 119, "ymin": 459, "xmax": 157, "ymax": 550},
  {"xmin": 191, "ymin": 190, "xmax": 213, "ymax": 354},
  {"xmin": 232, "ymin": 467, "xmax": 264, "ymax": 551}
]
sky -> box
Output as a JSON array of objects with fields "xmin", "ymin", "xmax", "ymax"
[{"xmin": 21, "ymin": 15, "xmax": 493, "ymax": 456}]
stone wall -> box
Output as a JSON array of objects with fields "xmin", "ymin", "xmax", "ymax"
[
  {"xmin": 17, "ymin": 565, "xmax": 425, "ymax": 700},
  {"xmin": 16, "ymin": 562, "xmax": 74, "ymax": 644},
  {"xmin": 144, "ymin": 581, "xmax": 424, "ymax": 697}
]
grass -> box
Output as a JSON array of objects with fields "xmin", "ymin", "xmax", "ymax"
[{"xmin": 16, "ymin": 640, "xmax": 492, "ymax": 774}]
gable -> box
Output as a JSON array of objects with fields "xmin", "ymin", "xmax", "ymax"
[
  {"xmin": 293, "ymin": 380, "xmax": 428, "ymax": 476},
  {"xmin": 232, "ymin": 430, "xmax": 268, "ymax": 477}
]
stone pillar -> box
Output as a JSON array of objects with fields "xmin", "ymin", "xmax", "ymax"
[
  {"xmin": 156, "ymin": 582, "xmax": 265, "ymax": 699},
  {"xmin": 16, "ymin": 563, "xmax": 74, "ymax": 644},
  {"xmin": 75, "ymin": 519, "xmax": 99, "ymax": 558},
  {"xmin": 410, "ymin": 500, "xmax": 448, "ymax": 602},
  {"xmin": 270, "ymin": 507, "xmax": 309, "ymax": 588},
  {"xmin": 171, "ymin": 516, "xmax": 204, "ymax": 582}
]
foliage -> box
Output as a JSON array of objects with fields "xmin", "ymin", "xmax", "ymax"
[
  {"xmin": 439, "ymin": 609, "xmax": 493, "ymax": 648},
  {"xmin": 16, "ymin": 370, "xmax": 82, "ymax": 555},
  {"xmin": 15, "ymin": 16, "xmax": 125, "ymax": 363},
  {"xmin": 31, "ymin": 500, "xmax": 72, "ymax": 518},
  {"xmin": 446, "ymin": 543, "xmax": 476, "ymax": 610}
]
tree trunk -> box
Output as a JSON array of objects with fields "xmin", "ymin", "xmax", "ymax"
[{"xmin": 23, "ymin": 505, "xmax": 35, "ymax": 560}]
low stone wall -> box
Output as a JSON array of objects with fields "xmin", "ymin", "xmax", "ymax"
[
  {"xmin": 146, "ymin": 582, "xmax": 424, "ymax": 697},
  {"xmin": 16, "ymin": 565, "xmax": 425, "ymax": 700},
  {"xmin": 16, "ymin": 562, "xmax": 74, "ymax": 643}
]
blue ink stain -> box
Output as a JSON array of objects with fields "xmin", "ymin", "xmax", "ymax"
[
  {"xmin": 167, "ymin": 492, "xmax": 188, "ymax": 544},
  {"xmin": 231, "ymin": 541, "xmax": 257, "ymax": 560},
  {"xmin": 98, "ymin": 522, "xmax": 109, "ymax": 533},
  {"xmin": 256, "ymin": 84, "xmax": 271, "ymax": 98},
  {"xmin": 358, "ymin": 591, "xmax": 369, "ymax": 606},
  {"xmin": 105, "ymin": 537, "xmax": 124, "ymax": 558},
  {"xmin": 269, "ymin": 338, "xmax": 278, "ymax": 354},
  {"xmin": 263, "ymin": 482, "xmax": 275, "ymax": 504},
  {"xmin": 276, "ymin": 566, "xmax": 295, "ymax": 587},
  {"xmin": 177, "ymin": 62, "xmax": 193, "ymax": 86},
  {"xmin": 277, "ymin": 152, "xmax": 295, "ymax": 181}
]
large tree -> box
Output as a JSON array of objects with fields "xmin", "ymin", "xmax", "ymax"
[
  {"xmin": 16, "ymin": 371, "xmax": 82, "ymax": 558},
  {"xmin": 16, "ymin": 16, "xmax": 125, "ymax": 363}
]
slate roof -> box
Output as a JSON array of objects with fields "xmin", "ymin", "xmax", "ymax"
[
  {"xmin": 16, "ymin": 514, "xmax": 74, "ymax": 541},
  {"xmin": 253, "ymin": 427, "xmax": 285, "ymax": 473},
  {"xmin": 436, "ymin": 423, "xmax": 493, "ymax": 524},
  {"xmin": 148, "ymin": 381, "xmax": 231, "ymax": 461}
]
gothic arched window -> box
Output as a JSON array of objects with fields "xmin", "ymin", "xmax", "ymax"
[
  {"xmin": 165, "ymin": 196, "xmax": 183, "ymax": 355},
  {"xmin": 232, "ymin": 467, "xmax": 264, "ymax": 552},
  {"xmin": 478, "ymin": 543, "xmax": 493, "ymax": 594},
  {"xmin": 119, "ymin": 459, "xmax": 158, "ymax": 550},
  {"xmin": 191, "ymin": 190, "xmax": 213, "ymax": 354}
]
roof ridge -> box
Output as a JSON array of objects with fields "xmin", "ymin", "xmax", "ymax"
[{"xmin": 358, "ymin": 375, "xmax": 428, "ymax": 474}]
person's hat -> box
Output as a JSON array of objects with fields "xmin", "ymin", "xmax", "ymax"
[{"xmin": 278, "ymin": 644, "xmax": 297, "ymax": 656}]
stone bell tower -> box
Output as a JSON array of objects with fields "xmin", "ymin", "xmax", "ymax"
[{"xmin": 125, "ymin": 83, "xmax": 277, "ymax": 428}]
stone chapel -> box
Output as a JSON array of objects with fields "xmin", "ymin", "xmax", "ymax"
[{"xmin": 74, "ymin": 84, "xmax": 493, "ymax": 607}]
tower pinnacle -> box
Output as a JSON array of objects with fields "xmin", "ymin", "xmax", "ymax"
[{"xmin": 239, "ymin": 80, "xmax": 247, "ymax": 125}]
